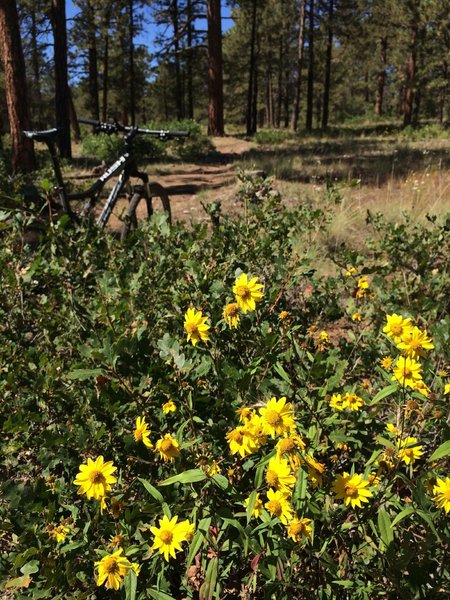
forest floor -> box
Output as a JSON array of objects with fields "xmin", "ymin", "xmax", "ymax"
[{"xmin": 68, "ymin": 129, "xmax": 450, "ymax": 243}]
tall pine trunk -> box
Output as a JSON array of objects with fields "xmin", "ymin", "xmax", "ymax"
[
  {"xmin": 291, "ymin": 0, "xmax": 306, "ymax": 131},
  {"xmin": 246, "ymin": 0, "xmax": 258, "ymax": 135},
  {"xmin": 186, "ymin": 0, "xmax": 194, "ymax": 119},
  {"xmin": 321, "ymin": 0, "xmax": 333, "ymax": 129},
  {"xmin": 129, "ymin": 0, "xmax": 136, "ymax": 125},
  {"xmin": 51, "ymin": 0, "xmax": 71, "ymax": 158},
  {"xmin": 30, "ymin": 4, "xmax": 44, "ymax": 128},
  {"xmin": 374, "ymin": 37, "xmax": 387, "ymax": 116},
  {"xmin": 0, "ymin": 0, "xmax": 36, "ymax": 173},
  {"xmin": 87, "ymin": 0, "xmax": 99, "ymax": 120},
  {"xmin": 305, "ymin": 0, "xmax": 314, "ymax": 131},
  {"xmin": 403, "ymin": 25, "xmax": 417, "ymax": 126},
  {"xmin": 207, "ymin": 0, "xmax": 224, "ymax": 135},
  {"xmin": 172, "ymin": 0, "xmax": 184, "ymax": 120}
]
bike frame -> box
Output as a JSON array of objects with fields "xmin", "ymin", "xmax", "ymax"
[{"xmin": 23, "ymin": 120, "xmax": 189, "ymax": 229}]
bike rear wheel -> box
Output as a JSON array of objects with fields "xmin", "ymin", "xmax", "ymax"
[{"xmin": 120, "ymin": 183, "xmax": 171, "ymax": 240}]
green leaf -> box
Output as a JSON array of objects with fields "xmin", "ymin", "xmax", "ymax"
[
  {"xmin": 428, "ymin": 440, "xmax": 450, "ymax": 462},
  {"xmin": 138, "ymin": 478, "xmax": 165, "ymax": 503},
  {"xmin": 370, "ymin": 384, "xmax": 398, "ymax": 405},
  {"xmin": 124, "ymin": 571, "xmax": 137, "ymax": 600},
  {"xmin": 148, "ymin": 589, "xmax": 177, "ymax": 600},
  {"xmin": 391, "ymin": 506, "xmax": 415, "ymax": 528},
  {"xmin": 159, "ymin": 469, "xmax": 207, "ymax": 486},
  {"xmin": 59, "ymin": 541, "xmax": 84, "ymax": 554},
  {"xmin": 246, "ymin": 490, "xmax": 258, "ymax": 524},
  {"xmin": 186, "ymin": 516, "xmax": 211, "ymax": 568},
  {"xmin": 212, "ymin": 474, "xmax": 229, "ymax": 490},
  {"xmin": 66, "ymin": 368, "xmax": 105, "ymax": 380},
  {"xmin": 199, "ymin": 556, "xmax": 218, "ymax": 600},
  {"xmin": 273, "ymin": 362, "xmax": 291, "ymax": 385},
  {"xmin": 377, "ymin": 508, "xmax": 394, "ymax": 549},
  {"xmin": 20, "ymin": 560, "xmax": 39, "ymax": 576}
]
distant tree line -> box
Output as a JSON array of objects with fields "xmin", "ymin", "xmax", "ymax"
[{"xmin": 1, "ymin": 0, "xmax": 449, "ymax": 172}]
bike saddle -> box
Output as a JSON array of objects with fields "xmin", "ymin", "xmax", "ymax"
[{"xmin": 22, "ymin": 128, "xmax": 62, "ymax": 143}]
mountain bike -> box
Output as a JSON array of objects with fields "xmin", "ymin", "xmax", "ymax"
[{"xmin": 22, "ymin": 118, "xmax": 189, "ymax": 239}]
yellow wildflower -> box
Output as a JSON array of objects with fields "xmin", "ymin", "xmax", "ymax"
[
  {"xmin": 383, "ymin": 313, "xmax": 413, "ymax": 344},
  {"xmin": 432, "ymin": 477, "xmax": 450, "ymax": 514},
  {"xmin": 223, "ymin": 302, "xmax": 240, "ymax": 328},
  {"xmin": 287, "ymin": 517, "xmax": 313, "ymax": 542},
  {"xmin": 162, "ymin": 400, "xmax": 177, "ymax": 414},
  {"xmin": 73, "ymin": 456, "xmax": 116, "ymax": 502},
  {"xmin": 95, "ymin": 549, "xmax": 132, "ymax": 590},
  {"xmin": 134, "ymin": 416, "xmax": 153, "ymax": 448},
  {"xmin": 259, "ymin": 396, "xmax": 296, "ymax": 438},
  {"xmin": 397, "ymin": 436, "xmax": 424, "ymax": 465},
  {"xmin": 232, "ymin": 273, "xmax": 264, "ymax": 313},
  {"xmin": 184, "ymin": 308, "xmax": 210, "ymax": 346},
  {"xmin": 397, "ymin": 326, "xmax": 434, "ymax": 359},
  {"xmin": 265, "ymin": 489, "xmax": 294, "ymax": 524},
  {"xmin": 332, "ymin": 472, "xmax": 373, "ymax": 509},
  {"xmin": 155, "ymin": 434, "xmax": 180, "ymax": 462}
]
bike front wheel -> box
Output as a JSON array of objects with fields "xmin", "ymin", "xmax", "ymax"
[{"xmin": 120, "ymin": 183, "xmax": 171, "ymax": 240}]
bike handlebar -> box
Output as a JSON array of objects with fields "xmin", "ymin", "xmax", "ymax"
[{"xmin": 78, "ymin": 117, "xmax": 190, "ymax": 140}]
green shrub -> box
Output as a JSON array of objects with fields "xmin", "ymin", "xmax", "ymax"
[
  {"xmin": 254, "ymin": 129, "xmax": 294, "ymax": 145},
  {"xmin": 1, "ymin": 178, "xmax": 449, "ymax": 599},
  {"xmin": 80, "ymin": 131, "xmax": 125, "ymax": 162}
]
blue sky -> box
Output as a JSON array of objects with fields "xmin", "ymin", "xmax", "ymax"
[{"xmin": 65, "ymin": 1, "xmax": 233, "ymax": 55}]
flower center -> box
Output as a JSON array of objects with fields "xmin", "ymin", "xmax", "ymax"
[
  {"xmin": 225, "ymin": 304, "xmax": 239, "ymax": 316},
  {"xmin": 235, "ymin": 285, "xmax": 251, "ymax": 300},
  {"xmin": 161, "ymin": 439, "xmax": 174, "ymax": 453},
  {"xmin": 265, "ymin": 410, "xmax": 282, "ymax": 426},
  {"xmin": 160, "ymin": 530, "xmax": 173, "ymax": 545},
  {"xmin": 135, "ymin": 428, "xmax": 143, "ymax": 441},
  {"xmin": 279, "ymin": 438, "xmax": 295, "ymax": 453},
  {"xmin": 344, "ymin": 484, "xmax": 358, "ymax": 498},
  {"xmin": 185, "ymin": 323, "xmax": 198, "ymax": 334},
  {"xmin": 229, "ymin": 430, "xmax": 244, "ymax": 444},
  {"xmin": 104, "ymin": 557, "xmax": 120, "ymax": 575},
  {"xmin": 290, "ymin": 522, "xmax": 304, "ymax": 536},
  {"xmin": 391, "ymin": 324, "xmax": 402, "ymax": 336},
  {"xmin": 266, "ymin": 469, "xmax": 279, "ymax": 487},
  {"xmin": 89, "ymin": 470, "xmax": 106, "ymax": 485},
  {"xmin": 444, "ymin": 490, "xmax": 450, "ymax": 501},
  {"xmin": 267, "ymin": 500, "xmax": 282, "ymax": 516}
]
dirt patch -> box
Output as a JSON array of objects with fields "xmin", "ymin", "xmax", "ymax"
[{"xmin": 104, "ymin": 135, "xmax": 256, "ymax": 230}]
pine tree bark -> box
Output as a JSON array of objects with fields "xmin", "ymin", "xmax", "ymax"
[
  {"xmin": 50, "ymin": 0, "xmax": 71, "ymax": 158},
  {"xmin": 87, "ymin": 0, "xmax": 99, "ymax": 120},
  {"xmin": 129, "ymin": 0, "xmax": 136, "ymax": 125},
  {"xmin": 171, "ymin": 0, "xmax": 184, "ymax": 120},
  {"xmin": 186, "ymin": 0, "xmax": 194, "ymax": 119},
  {"xmin": 246, "ymin": 0, "xmax": 258, "ymax": 135},
  {"xmin": 291, "ymin": 0, "xmax": 306, "ymax": 131},
  {"xmin": 207, "ymin": 0, "xmax": 224, "ymax": 135},
  {"xmin": 30, "ymin": 4, "xmax": 44, "ymax": 128},
  {"xmin": 305, "ymin": 0, "xmax": 314, "ymax": 131},
  {"xmin": 321, "ymin": 0, "xmax": 333, "ymax": 129},
  {"xmin": 403, "ymin": 25, "xmax": 417, "ymax": 126},
  {"xmin": 102, "ymin": 26, "xmax": 109, "ymax": 121},
  {"xmin": 374, "ymin": 37, "xmax": 387, "ymax": 116},
  {"xmin": 0, "ymin": 0, "xmax": 36, "ymax": 173}
]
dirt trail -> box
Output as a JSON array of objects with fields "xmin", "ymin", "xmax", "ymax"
[{"xmin": 137, "ymin": 136, "xmax": 256, "ymax": 224}]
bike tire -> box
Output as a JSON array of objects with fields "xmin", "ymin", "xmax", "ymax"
[{"xmin": 120, "ymin": 183, "xmax": 171, "ymax": 240}]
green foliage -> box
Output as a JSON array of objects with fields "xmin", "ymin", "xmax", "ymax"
[
  {"xmin": 0, "ymin": 178, "xmax": 449, "ymax": 598},
  {"xmin": 79, "ymin": 120, "xmax": 212, "ymax": 164},
  {"xmin": 253, "ymin": 130, "xmax": 295, "ymax": 145},
  {"xmin": 400, "ymin": 124, "xmax": 449, "ymax": 141},
  {"xmin": 80, "ymin": 131, "xmax": 126, "ymax": 162}
]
